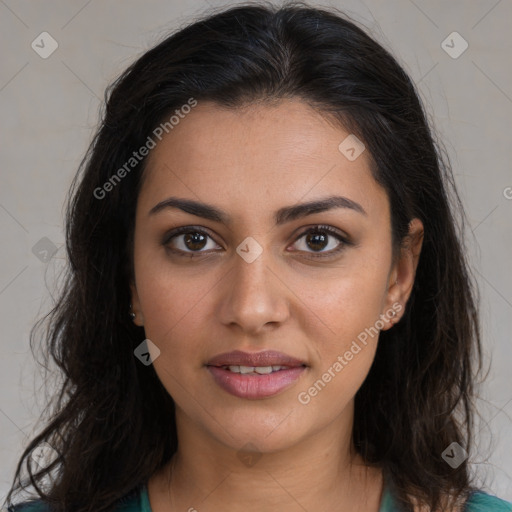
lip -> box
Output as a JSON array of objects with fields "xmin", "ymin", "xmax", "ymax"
[
  {"xmin": 206, "ymin": 350, "xmax": 307, "ymax": 399},
  {"xmin": 207, "ymin": 350, "xmax": 306, "ymax": 368}
]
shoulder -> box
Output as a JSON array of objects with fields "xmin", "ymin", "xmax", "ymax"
[
  {"xmin": 464, "ymin": 491, "xmax": 512, "ymax": 511},
  {"xmin": 7, "ymin": 485, "xmax": 146, "ymax": 512}
]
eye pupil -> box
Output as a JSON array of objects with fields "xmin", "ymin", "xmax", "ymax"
[
  {"xmin": 184, "ymin": 232, "xmax": 207, "ymax": 251},
  {"xmin": 306, "ymin": 231, "xmax": 328, "ymax": 251}
]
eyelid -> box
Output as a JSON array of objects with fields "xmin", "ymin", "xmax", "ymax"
[
  {"xmin": 293, "ymin": 224, "xmax": 350, "ymax": 242},
  {"xmin": 161, "ymin": 225, "xmax": 222, "ymax": 249},
  {"xmin": 290, "ymin": 224, "xmax": 351, "ymax": 258}
]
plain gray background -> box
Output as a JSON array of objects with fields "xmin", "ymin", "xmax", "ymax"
[{"xmin": 1, "ymin": 0, "xmax": 511, "ymax": 504}]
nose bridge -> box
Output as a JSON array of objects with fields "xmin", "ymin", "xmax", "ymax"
[
  {"xmin": 233, "ymin": 233, "xmax": 273, "ymax": 289},
  {"xmin": 218, "ymin": 239, "xmax": 289, "ymax": 331},
  {"xmin": 234, "ymin": 248, "xmax": 270, "ymax": 294}
]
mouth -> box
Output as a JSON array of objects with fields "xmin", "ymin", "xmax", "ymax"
[
  {"xmin": 206, "ymin": 350, "xmax": 307, "ymax": 399},
  {"xmin": 216, "ymin": 364, "xmax": 301, "ymax": 375},
  {"xmin": 206, "ymin": 349, "xmax": 307, "ymax": 368}
]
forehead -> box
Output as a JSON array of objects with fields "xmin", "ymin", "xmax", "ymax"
[{"xmin": 138, "ymin": 99, "xmax": 388, "ymax": 220}]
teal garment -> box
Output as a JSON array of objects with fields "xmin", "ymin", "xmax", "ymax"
[{"xmin": 8, "ymin": 482, "xmax": 512, "ymax": 511}]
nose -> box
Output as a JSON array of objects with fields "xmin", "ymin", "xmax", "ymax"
[{"xmin": 216, "ymin": 243, "xmax": 290, "ymax": 335}]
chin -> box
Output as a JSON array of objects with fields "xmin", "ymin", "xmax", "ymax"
[{"xmin": 204, "ymin": 407, "xmax": 309, "ymax": 454}]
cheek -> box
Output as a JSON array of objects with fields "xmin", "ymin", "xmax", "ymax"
[
  {"xmin": 301, "ymin": 262, "xmax": 389, "ymax": 344},
  {"xmin": 134, "ymin": 252, "xmax": 213, "ymax": 360},
  {"xmin": 138, "ymin": 274, "xmax": 211, "ymax": 399},
  {"xmin": 296, "ymin": 274, "xmax": 385, "ymax": 413}
]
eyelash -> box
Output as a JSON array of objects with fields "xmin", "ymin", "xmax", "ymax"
[{"xmin": 162, "ymin": 225, "xmax": 352, "ymax": 259}]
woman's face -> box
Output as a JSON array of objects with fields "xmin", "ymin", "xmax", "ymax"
[{"xmin": 130, "ymin": 98, "xmax": 422, "ymax": 454}]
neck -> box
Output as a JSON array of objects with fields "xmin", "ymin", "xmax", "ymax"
[{"xmin": 151, "ymin": 409, "xmax": 384, "ymax": 512}]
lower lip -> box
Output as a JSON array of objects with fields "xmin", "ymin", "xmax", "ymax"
[{"xmin": 207, "ymin": 366, "xmax": 306, "ymax": 399}]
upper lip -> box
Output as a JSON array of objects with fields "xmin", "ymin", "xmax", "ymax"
[{"xmin": 207, "ymin": 350, "xmax": 307, "ymax": 368}]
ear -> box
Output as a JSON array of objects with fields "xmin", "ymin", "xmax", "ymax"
[
  {"xmin": 129, "ymin": 280, "xmax": 145, "ymax": 326},
  {"xmin": 381, "ymin": 218, "xmax": 424, "ymax": 330}
]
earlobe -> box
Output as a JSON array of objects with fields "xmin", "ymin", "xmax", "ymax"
[{"xmin": 129, "ymin": 282, "xmax": 144, "ymax": 326}]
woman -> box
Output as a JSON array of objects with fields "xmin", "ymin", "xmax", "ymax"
[{"xmin": 4, "ymin": 2, "xmax": 511, "ymax": 511}]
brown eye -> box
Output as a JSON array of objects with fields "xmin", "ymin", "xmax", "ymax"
[
  {"xmin": 162, "ymin": 227, "xmax": 221, "ymax": 256},
  {"xmin": 291, "ymin": 226, "xmax": 351, "ymax": 258},
  {"xmin": 182, "ymin": 232, "xmax": 208, "ymax": 251},
  {"xmin": 304, "ymin": 231, "xmax": 329, "ymax": 251}
]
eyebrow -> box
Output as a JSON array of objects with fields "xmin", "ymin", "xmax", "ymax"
[{"xmin": 148, "ymin": 195, "xmax": 367, "ymax": 225}]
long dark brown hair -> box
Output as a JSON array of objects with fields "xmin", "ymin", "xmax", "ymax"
[{"xmin": 4, "ymin": 2, "xmax": 487, "ymax": 511}]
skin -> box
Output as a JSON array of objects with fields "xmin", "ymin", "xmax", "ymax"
[{"xmin": 129, "ymin": 98, "xmax": 424, "ymax": 512}]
